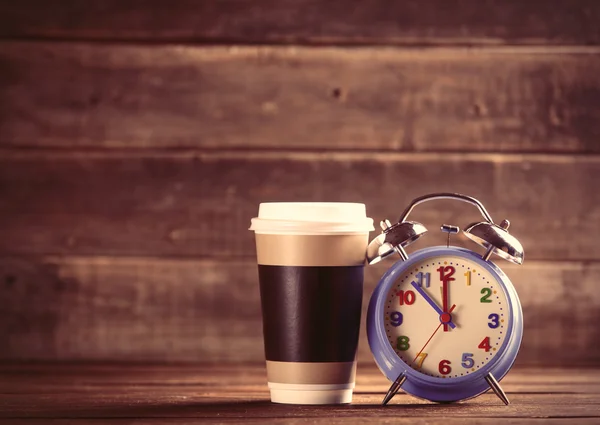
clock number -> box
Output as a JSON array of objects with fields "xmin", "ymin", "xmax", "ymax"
[
  {"xmin": 415, "ymin": 352, "xmax": 428, "ymax": 369},
  {"xmin": 488, "ymin": 313, "xmax": 500, "ymax": 329},
  {"xmin": 464, "ymin": 270, "xmax": 471, "ymax": 286},
  {"xmin": 478, "ymin": 336, "xmax": 491, "ymax": 352},
  {"xmin": 437, "ymin": 265, "xmax": 456, "ymax": 282},
  {"xmin": 480, "ymin": 287, "xmax": 493, "ymax": 303},
  {"xmin": 396, "ymin": 336, "xmax": 410, "ymax": 351},
  {"xmin": 461, "ymin": 353, "xmax": 475, "ymax": 368},
  {"xmin": 438, "ymin": 359, "xmax": 451, "ymax": 375},
  {"xmin": 415, "ymin": 272, "xmax": 431, "ymax": 288},
  {"xmin": 389, "ymin": 311, "xmax": 403, "ymax": 327},
  {"xmin": 396, "ymin": 290, "xmax": 416, "ymax": 306}
]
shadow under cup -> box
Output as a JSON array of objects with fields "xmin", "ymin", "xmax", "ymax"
[{"xmin": 255, "ymin": 231, "xmax": 370, "ymax": 404}]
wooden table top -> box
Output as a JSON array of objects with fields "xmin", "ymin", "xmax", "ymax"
[{"xmin": 1, "ymin": 363, "xmax": 598, "ymax": 424}]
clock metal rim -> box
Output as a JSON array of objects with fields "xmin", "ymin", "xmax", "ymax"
[{"xmin": 367, "ymin": 246, "xmax": 524, "ymax": 402}]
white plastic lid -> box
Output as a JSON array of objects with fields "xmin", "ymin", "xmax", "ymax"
[{"xmin": 249, "ymin": 202, "xmax": 374, "ymax": 234}]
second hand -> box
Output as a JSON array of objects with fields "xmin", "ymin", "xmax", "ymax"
[{"xmin": 411, "ymin": 304, "xmax": 456, "ymax": 365}]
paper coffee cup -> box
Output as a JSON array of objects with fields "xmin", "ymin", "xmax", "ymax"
[{"xmin": 250, "ymin": 203, "xmax": 373, "ymax": 404}]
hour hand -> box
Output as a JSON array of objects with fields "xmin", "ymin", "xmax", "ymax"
[{"xmin": 410, "ymin": 281, "xmax": 456, "ymax": 329}]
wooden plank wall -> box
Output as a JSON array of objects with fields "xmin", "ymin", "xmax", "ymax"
[{"xmin": 0, "ymin": 1, "xmax": 599, "ymax": 366}]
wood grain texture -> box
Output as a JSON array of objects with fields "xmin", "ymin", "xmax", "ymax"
[
  {"xmin": 0, "ymin": 0, "xmax": 599, "ymax": 45},
  {"xmin": 1, "ymin": 256, "xmax": 599, "ymax": 365},
  {"xmin": 5, "ymin": 420, "xmax": 600, "ymax": 425},
  {"xmin": 3, "ymin": 363, "xmax": 599, "ymax": 394},
  {"xmin": 0, "ymin": 364, "xmax": 599, "ymax": 423},
  {"xmin": 0, "ymin": 152, "xmax": 598, "ymax": 261},
  {"xmin": 2, "ymin": 42, "xmax": 600, "ymax": 152}
]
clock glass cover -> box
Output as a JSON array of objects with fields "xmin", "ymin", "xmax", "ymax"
[{"xmin": 383, "ymin": 254, "xmax": 511, "ymax": 379}]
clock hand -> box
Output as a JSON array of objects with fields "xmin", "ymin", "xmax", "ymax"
[
  {"xmin": 410, "ymin": 281, "xmax": 456, "ymax": 329},
  {"xmin": 442, "ymin": 279, "xmax": 449, "ymax": 332},
  {"xmin": 382, "ymin": 304, "xmax": 456, "ymax": 406},
  {"xmin": 411, "ymin": 304, "xmax": 457, "ymax": 366}
]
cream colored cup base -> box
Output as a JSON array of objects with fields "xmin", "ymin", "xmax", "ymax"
[{"xmin": 268, "ymin": 382, "xmax": 354, "ymax": 404}]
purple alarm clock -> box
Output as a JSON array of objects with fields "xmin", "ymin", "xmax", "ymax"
[{"xmin": 366, "ymin": 193, "xmax": 524, "ymax": 405}]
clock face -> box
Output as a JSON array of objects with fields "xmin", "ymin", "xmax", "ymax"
[{"xmin": 383, "ymin": 254, "xmax": 510, "ymax": 379}]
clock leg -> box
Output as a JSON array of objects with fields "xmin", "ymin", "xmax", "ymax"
[
  {"xmin": 382, "ymin": 372, "xmax": 406, "ymax": 405},
  {"xmin": 485, "ymin": 372, "xmax": 510, "ymax": 405}
]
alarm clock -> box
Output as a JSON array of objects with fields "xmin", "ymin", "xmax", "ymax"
[{"xmin": 366, "ymin": 193, "xmax": 524, "ymax": 405}]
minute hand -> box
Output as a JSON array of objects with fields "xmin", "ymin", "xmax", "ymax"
[{"xmin": 410, "ymin": 281, "xmax": 456, "ymax": 329}]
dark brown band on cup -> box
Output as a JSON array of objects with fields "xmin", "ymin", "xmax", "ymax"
[
  {"xmin": 255, "ymin": 233, "xmax": 368, "ymax": 267},
  {"xmin": 259, "ymin": 265, "xmax": 363, "ymax": 363},
  {"xmin": 266, "ymin": 361, "xmax": 356, "ymax": 385}
]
